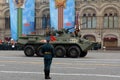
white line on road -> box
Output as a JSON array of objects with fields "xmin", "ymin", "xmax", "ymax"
[
  {"xmin": 70, "ymin": 59, "xmax": 120, "ymax": 61},
  {"xmin": 0, "ymin": 56, "xmax": 43, "ymax": 59},
  {"xmin": 0, "ymin": 56, "xmax": 26, "ymax": 59},
  {"xmin": 0, "ymin": 56, "xmax": 120, "ymax": 61},
  {"xmin": 0, "ymin": 71, "xmax": 120, "ymax": 78},
  {"xmin": 73, "ymin": 61, "xmax": 120, "ymax": 64},
  {"xmin": 52, "ymin": 66, "xmax": 96, "ymax": 70}
]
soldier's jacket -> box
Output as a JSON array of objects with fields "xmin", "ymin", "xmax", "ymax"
[{"xmin": 41, "ymin": 43, "xmax": 55, "ymax": 59}]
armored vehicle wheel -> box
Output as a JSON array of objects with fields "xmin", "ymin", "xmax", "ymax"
[
  {"xmin": 24, "ymin": 45, "xmax": 35, "ymax": 57},
  {"xmin": 80, "ymin": 51, "xmax": 88, "ymax": 57},
  {"xmin": 36, "ymin": 46, "xmax": 44, "ymax": 57},
  {"xmin": 55, "ymin": 46, "xmax": 66, "ymax": 57},
  {"xmin": 68, "ymin": 46, "xmax": 81, "ymax": 58}
]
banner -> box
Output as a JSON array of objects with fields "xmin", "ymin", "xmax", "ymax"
[
  {"xmin": 9, "ymin": 0, "xmax": 35, "ymax": 40},
  {"xmin": 22, "ymin": 0, "xmax": 35, "ymax": 35},
  {"xmin": 50, "ymin": 0, "xmax": 58, "ymax": 30},
  {"xmin": 50, "ymin": 0, "xmax": 75, "ymax": 32},
  {"xmin": 9, "ymin": 0, "xmax": 17, "ymax": 40}
]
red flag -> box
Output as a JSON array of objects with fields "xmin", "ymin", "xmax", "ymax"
[{"xmin": 50, "ymin": 35, "xmax": 56, "ymax": 41}]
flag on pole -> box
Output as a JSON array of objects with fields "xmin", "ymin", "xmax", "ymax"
[
  {"xmin": 50, "ymin": 0, "xmax": 75, "ymax": 32},
  {"xmin": 9, "ymin": 0, "xmax": 35, "ymax": 40}
]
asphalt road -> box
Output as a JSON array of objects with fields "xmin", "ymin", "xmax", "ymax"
[{"xmin": 0, "ymin": 50, "xmax": 120, "ymax": 80}]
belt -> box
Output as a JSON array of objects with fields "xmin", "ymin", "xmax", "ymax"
[{"xmin": 44, "ymin": 52, "xmax": 51, "ymax": 54}]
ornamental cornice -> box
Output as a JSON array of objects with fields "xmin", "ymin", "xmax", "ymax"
[{"xmin": 77, "ymin": 0, "xmax": 120, "ymax": 4}]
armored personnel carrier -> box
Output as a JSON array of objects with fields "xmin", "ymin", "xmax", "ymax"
[{"xmin": 17, "ymin": 28, "xmax": 94, "ymax": 58}]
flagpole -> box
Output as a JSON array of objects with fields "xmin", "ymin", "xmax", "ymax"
[
  {"xmin": 55, "ymin": 0, "xmax": 66, "ymax": 30},
  {"xmin": 17, "ymin": 8, "xmax": 22, "ymax": 39},
  {"xmin": 14, "ymin": 0, "xmax": 25, "ymax": 40}
]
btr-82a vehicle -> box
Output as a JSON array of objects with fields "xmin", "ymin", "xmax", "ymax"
[{"xmin": 17, "ymin": 28, "xmax": 94, "ymax": 58}]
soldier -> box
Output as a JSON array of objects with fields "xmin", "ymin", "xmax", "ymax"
[
  {"xmin": 10, "ymin": 39, "xmax": 15, "ymax": 50},
  {"xmin": 41, "ymin": 37, "xmax": 55, "ymax": 79},
  {"xmin": 74, "ymin": 27, "xmax": 80, "ymax": 37}
]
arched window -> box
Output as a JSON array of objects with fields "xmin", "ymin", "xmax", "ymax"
[
  {"xmin": 82, "ymin": 9, "xmax": 97, "ymax": 29},
  {"xmin": 42, "ymin": 14, "xmax": 51, "ymax": 29},
  {"xmin": 114, "ymin": 13, "xmax": 118, "ymax": 28},
  {"xmin": 42, "ymin": 14, "xmax": 47, "ymax": 29},
  {"xmin": 103, "ymin": 8, "xmax": 118, "ymax": 28},
  {"xmin": 5, "ymin": 17, "xmax": 10, "ymax": 29},
  {"xmin": 92, "ymin": 13, "xmax": 97, "ymax": 28},
  {"xmin": 103, "ymin": 14, "xmax": 108, "ymax": 28},
  {"xmin": 5, "ymin": 11, "xmax": 10, "ymax": 29},
  {"xmin": 42, "ymin": 10, "xmax": 50, "ymax": 29},
  {"xmin": 88, "ymin": 13, "xmax": 92, "ymax": 28},
  {"xmin": 47, "ymin": 14, "xmax": 51, "ymax": 28},
  {"xmin": 109, "ymin": 13, "xmax": 113, "ymax": 28},
  {"xmin": 82, "ymin": 14, "xmax": 87, "ymax": 28}
]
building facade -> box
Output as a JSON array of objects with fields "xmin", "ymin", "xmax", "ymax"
[{"xmin": 0, "ymin": 0, "xmax": 120, "ymax": 48}]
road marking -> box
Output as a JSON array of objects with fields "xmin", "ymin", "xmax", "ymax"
[
  {"xmin": 0, "ymin": 60, "xmax": 43, "ymax": 64},
  {"xmin": 0, "ymin": 60, "xmax": 120, "ymax": 67},
  {"xmin": 53, "ymin": 66, "xmax": 96, "ymax": 70},
  {"xmin": 73, "ymin": 60, "xmax": 120, "ymax": 63},
  {"xmin": 0, "ymin": 71, "xmax": 120, "ymax": 78},
  {"xmin": 1, "ymin": 56, "xmax": 120, "ymax": 61},
  {"xmin": 70, "ymin": 59, "xmax": 120, "ymax": 61},
  {"xmin": 0, "ymin": 56, "xmax": 43, "ymax": 60}
]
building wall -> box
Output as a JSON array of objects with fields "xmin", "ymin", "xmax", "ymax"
[
  {"xmin": 76, "ymin": 0, "xmax": 120, "ymax": 48},
  {"xmin": 0, "ymin": 0, "xmax": 120, "ymax": 48}
]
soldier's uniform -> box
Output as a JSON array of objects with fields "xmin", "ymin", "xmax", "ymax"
[
  {"xmin": 41, "ymin": 37, "xmax": 54, "ymax": 79},
  {"xmin": 74, "ymin": 28, "xmax": 80, "ymax": 37}
]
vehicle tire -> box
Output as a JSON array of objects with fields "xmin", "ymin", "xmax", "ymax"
[
  {"xmin": 80, "ymin": 51, "xmax": 88, "ymax": 57},
  {"xmin": 55, "ymin": 46, "xmax": 66, "ymax": 57},
  {"xmin": 36, "ymin": 46, "xmax": 44, "ymax": 57},
  {"xmin": 24, "ymin": 45, "xmax": 35, "ymax": 57},
  {"xmin": 68, "ymin": 46, "xmax": 81, "ymax": 58}
]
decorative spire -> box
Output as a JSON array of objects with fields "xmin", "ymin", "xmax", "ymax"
[
  {"xmin": 14, "ymin": 0, "xmax": 26, "ymax": 8},
  {"xmin": 55, "ymin": 0, "xmax": 66, "ymax": 8}
]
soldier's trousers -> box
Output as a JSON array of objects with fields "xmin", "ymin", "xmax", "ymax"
[{"xmin": 44, "ymin": 59, "xmax": 52, "ymax": 71}]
